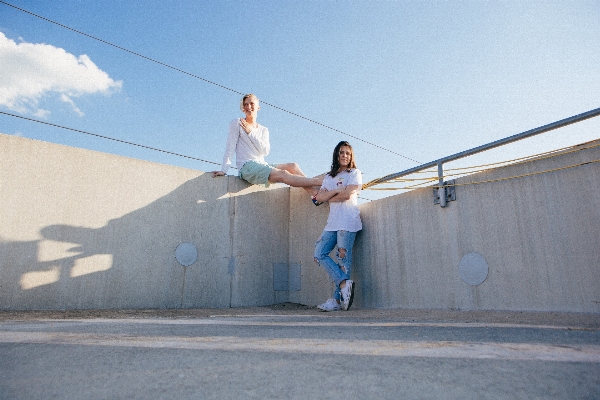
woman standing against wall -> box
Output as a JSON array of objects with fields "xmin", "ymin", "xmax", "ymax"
[{"xmin": 313, "ymin": 141, "xmax": 362, "ymax": 311}]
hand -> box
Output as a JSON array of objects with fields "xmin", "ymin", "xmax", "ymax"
[
  {"xmin": 212, "ymin": 171, "xmax": 225, "ymax": 178},
  {"xmin": 239, "ymin": 118, "xmax": 252, "ymax": 134}
]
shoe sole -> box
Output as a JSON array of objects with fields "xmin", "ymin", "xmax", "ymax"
[
  {"xmin": 342, "ymin": 281, "xmax": 354, "ymax": 311},
  {"xmin": 317, "ymin": 306, "xmax": 340, "ymax": 312}
]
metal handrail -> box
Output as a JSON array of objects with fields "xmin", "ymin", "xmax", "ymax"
[{"xmin": 363, "ymin": 107, "xmax": 600, "ymax": 190}]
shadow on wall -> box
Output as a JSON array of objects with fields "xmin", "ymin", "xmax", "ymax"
[{"xmin": 0, "ymin": 174, "xmax": 260, "ymax": 310}]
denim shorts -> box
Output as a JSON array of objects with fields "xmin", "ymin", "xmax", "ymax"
[{"xmin": 239, "ymin": 160, "xmax": 276, "ymax": 187}]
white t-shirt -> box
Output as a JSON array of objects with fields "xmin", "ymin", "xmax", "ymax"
[
  {"xmin": 220, "ymin": 119, "xmax": 270, "ymax": 173},
  {"xmin": 321, "ymin": 169, "xmax": 362, "ymax": 232}
]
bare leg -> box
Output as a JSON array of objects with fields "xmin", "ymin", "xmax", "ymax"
[{"xmin": 270, "ymin": 163, "xmax": 323, "ymax": 195}]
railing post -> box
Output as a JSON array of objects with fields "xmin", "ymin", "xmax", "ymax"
[{"xmin": 438, "ymin": 161, "xmax": 447, "ymax": 208}]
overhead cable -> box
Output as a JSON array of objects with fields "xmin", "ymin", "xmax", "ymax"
[
  {"xmin": 1, "ymin": 112, "xmax": 385, "ymax": 201},
  {"xmin": 0, "ymin": 0, "xmax": 419, "ymax": 164},
  {"xmin": 0, "ymin": 111, "xmax": 223, "ymax": 167}
]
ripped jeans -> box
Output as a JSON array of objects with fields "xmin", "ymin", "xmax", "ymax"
[{"xmin": 314, "ymin": 230, "xmax": 357, "ymax": 301}]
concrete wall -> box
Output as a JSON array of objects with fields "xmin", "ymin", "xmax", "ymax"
[
  {"xmin": 351, "ymin": 141, "xmax": 600, "ymax": 313},
  {"xmin": 1, "ymin": 133, "xmax": 598, "ymax": 312},
  {"xmin": 0, "ymin": 134, "xmax": 291, "ymax": 310}
]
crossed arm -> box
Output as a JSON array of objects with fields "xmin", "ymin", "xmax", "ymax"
[{"xmin": 314, "ymin": 184, "xmax": 360, "ymax": 203}]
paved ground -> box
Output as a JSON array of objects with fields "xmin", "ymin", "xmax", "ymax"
[{"xmin": 1, "ymin": 304, "xmax": 599, "ymax": 399}]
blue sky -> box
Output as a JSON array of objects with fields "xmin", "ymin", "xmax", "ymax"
[{"xmin": 1, "ymin": 0, "xmax": 599, "ymax": 201}]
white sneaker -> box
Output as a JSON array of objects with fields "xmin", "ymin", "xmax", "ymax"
[
  {"xmin": 317, "ymin": 298, "xmax": 341, "ymax": 312},
  {"xmin": 340, "ymin": 280, "xmax": 354, "ymax": 311}
]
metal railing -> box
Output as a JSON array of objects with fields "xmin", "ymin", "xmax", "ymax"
[{"xmin": 363, "ymin": 107, "xmax": 600, "ymax": 206}]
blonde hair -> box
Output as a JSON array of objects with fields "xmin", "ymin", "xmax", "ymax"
[{"xmin": 240, "ymin": 93, "xmax": 259, "ymax": 112}]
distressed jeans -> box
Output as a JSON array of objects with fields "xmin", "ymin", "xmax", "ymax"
[{"xmin": 314, "ymin": 230, "xmax": 357, "ymax": 301}]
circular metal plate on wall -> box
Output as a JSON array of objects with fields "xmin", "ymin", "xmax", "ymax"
[
  {"xmin": 175, "ymin": 243, "xmax": 198, "ymax": 267},
  {"xmin": 459, "ymin": 252, "xmax": 489, "ymax": 286}
]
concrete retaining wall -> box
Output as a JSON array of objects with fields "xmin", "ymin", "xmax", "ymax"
[
  {"xmin": 0, "ymin": 134, "xmax": 292, "ymax": 310},
  {"xmin": 350, "ymin": 141, "xmax": 600, "ymax": 313},
  {"xmin": 1, "ymin": 133, "xmax": 598, "ymax": 312}
]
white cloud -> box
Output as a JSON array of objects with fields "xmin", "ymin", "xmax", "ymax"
[
  {"xmin": 0, "ymin": 32, "xmax": 122, "ymax": 117},
  {"xmin": 60, "ymin": 93, "xmax": 84, "ymax": 117}
]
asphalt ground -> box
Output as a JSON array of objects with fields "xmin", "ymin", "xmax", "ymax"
[{"xmin": 1, "ymin": 304, "xmax": 599, "ymax": 399}]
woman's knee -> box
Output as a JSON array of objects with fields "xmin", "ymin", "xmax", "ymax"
[
  {"xmin": 268, "ymin": 168, "xmax": 286, "ymax": 183},
  {"xmin": 314, "ymin": 250, "xmax": 329, "ymax": 264},
  {"xmin": 278, "ymin": 162, "xmax": 301, "ymax": 175}
]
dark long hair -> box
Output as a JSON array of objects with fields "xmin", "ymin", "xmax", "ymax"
[{"xmin": 328, "ymin": 141, "xmax": 357, "ymax": 177}]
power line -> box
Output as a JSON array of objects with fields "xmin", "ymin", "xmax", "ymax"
[
  {"xmin": 0, "ymin": 0, "xmax": 420, "ymax": 164},
  {"xmin": 0, "ymin": 111, "xmax": 224, "ymax": 167},
  {"xmin": 3, "ymin": 110, "xmax": 379, "ymax": 203}
]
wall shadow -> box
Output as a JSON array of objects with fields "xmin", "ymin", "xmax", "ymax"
[{"xmin": 0, "ymin": 174, "xmax": 252, "ymax": 310}]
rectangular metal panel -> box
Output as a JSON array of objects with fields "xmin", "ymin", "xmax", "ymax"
[{"xmin": 273, "ymin": 263, "xmax": 289, "ymax": 291}]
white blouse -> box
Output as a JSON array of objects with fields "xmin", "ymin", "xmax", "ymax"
[{"xmin": 220, "ymin": 118, "xmax": 270, "ymax": 173}]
